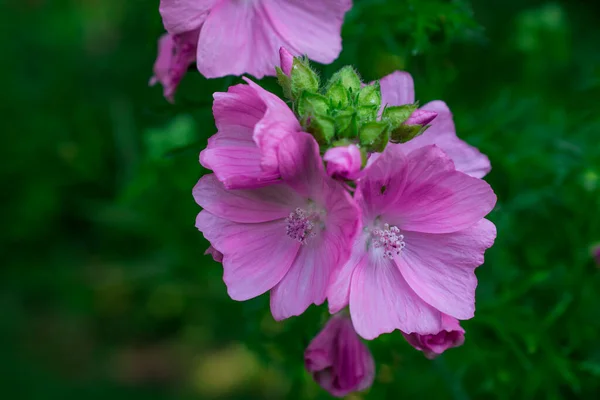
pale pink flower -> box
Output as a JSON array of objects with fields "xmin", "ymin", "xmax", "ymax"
[
  {"xmin": 194, "ymin": 133, "xmax": 360, "ymax": 320},
  {"xmin": 149, "ymin": 32, "xmax": 198, "ymax": 102},
  {"xmin": 305, "ymin": 314, "xmax": 375, "ymax": 398},
  {"xmin": 159, "ymin": 0, "xmax": 352, "ymax": 79},
  {"xmin": 327, "ymin": 144, "xmax": 497, "ymax": 339},
  {"xmin": 200, "ymin": 78, "xmax": 301, "ymax": 189},
  {"xmin": 380, "ymin": 71, "xmax": 492, "ymax": 178},
  {"xmin": 323, "ymin": 144, "xmax": 363, "ymax": 180},
  {"xmin": 403, "ymin": 314, "xmax": 465, "ymax": 359}
]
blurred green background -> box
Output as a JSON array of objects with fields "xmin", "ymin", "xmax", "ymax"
[{"xmin": 2, "ymin": 0, "xmax": 600, "ymax": 398}]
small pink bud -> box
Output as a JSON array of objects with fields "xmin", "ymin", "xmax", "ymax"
[
  {"xmin": 204, "ymin": 245, "xmax": 223, "ymax": 262},
  {"xmin": 402, "ymin": 315, "xmax": 465, "ymax": 359},
  {"xmin": 405, "ymin": 109, "xmax": 438, "ymax": 127},
  {"xmin": 305, "ymin": 314, "xmax": 375, "ymax": 398},
  {"xmin": 323, "ymin": 144, "xmax": 363, "ymax": 180},
  {"xmin": 279, "ymin": 47, "xmax": 294, "ymax": 76}
]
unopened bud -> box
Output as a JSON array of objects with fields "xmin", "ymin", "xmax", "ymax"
[
  {"xmin": 297, "ymin": 92, "xmax": 329, "ymax": 118},
  {"xmin": 357, "ymin": 82, "xmax": 381, "ymax": 108},
  {"xmin": 390, "ymin": 123, "xmax": 430, "ymax": 144},
  {"xmin": 290, "ymin": 57, "xmax": 320, "ymax": 100},
  {"xmin": 359, "ymin": 121, "xmax": 390, "ymax": 152},
  {"xmin": 405, "ymin": 109, "xmax": 437, "ymax": 126},
  {"xmin": 381, "ymin": 104, "xmax": 417, "ymax": 127},
  {"xmin": 305, "ymin": 114, "xmax": 335, "ymax": 145},
  {"xmin": 327, "ymin": 66, "xmax": 362, "ymax": 94}
]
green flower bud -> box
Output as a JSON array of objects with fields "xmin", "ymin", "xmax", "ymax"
[
  {"xmin": 359, "ymin": 121, "xmax": 390, "ymax": 152},
  {"xmin": 290, "ymin": 57, "xmax": 320, "ymax": 100},
  {"xmin": 326, "ymin": 81, "xmax": 351, "ymax": 109},
  {"xmin": 356, "ymin": 105, "xmax": 379, "ymax": 124},
  {"xmin": 327, "ymin": 66, "xmax": 362, "ymax": 94},
  {"xmin": 305, "ymin": 114, "xmax": 335, "ymax": 145},
  {"xmin": 381, "ymin": 104, "xmax": 418, "ymax": 128},
  {"xmin": 297, "ymin": 92, "xmax": 329, "ymax": 118},
  {"xmin": 275, "ymin": 66, "xmax": 292, "ymax": 100},
  {"xmin": 390, "ymin": 124, "xmax": 430, "ymax": 144},
  {"xmin": 357, "ymin": 82, "xmax": 381, "ymax": 108},
  {"xmin": 334, "ymin": 110, "xmax": 358, "ymax": 139}
]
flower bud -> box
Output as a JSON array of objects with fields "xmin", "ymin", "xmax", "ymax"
[
  {"xmin": 402, "ymin": 315, "xmax": 465, "ymax": 359},
  {"xmin": 357, "ymin": 82, "xmax": 382, "ymax": 109},
  {"xmin": 305, "ymin": 314, "xmax": 375, "ymax": 398},
  {"xmin": 297, "ymin": 92, "xmax": 330, "ymax": 118},
  {"xmin": 327, "ymin": 66, "xmax": 362, "ymax": 94},
  {"xmin": 279, "ymin": 47, "xmax": 294, "ymax": 76},
  {"xmin": 290, "ymin": 57, "xmax": 320, "ymax": 101},
  {"xmin": 359, "ymin": 121, "xmax": 390, "ymax": 152},
  {"xmin": 324, "ymin": 144, "xmax": 363, "ymax": 180},
  {"xmin": 405, "ymin": 109, "xmax": 438, "ymax": 126},
  {"xmin": 389, "ymin": 123, "xmax": 429, "ymax": 144},
  {"xmin": 305, "ymin": 114, "xmax": 336, "ymax": 145},
  {"xmin": 381, "ymin": 104, "xmax": 418, "ymax": 126},
  {"xmin": 326, "ymin": 81, "xmax": 351, "ymax": 109},
  {"xmin": 204, "ymin": 245, "xmax": 223, "ymax": 262}
]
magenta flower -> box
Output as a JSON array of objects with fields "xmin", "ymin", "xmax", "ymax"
[
  {"xmin": 305, "ymin": 314, "xmax": 375, "ymax": 398},
  {"xmin": 327, "ymin": 144, "xmax": 497, "ymax": 339},
  {"xmin": 403, "ymin": 314, "xmax": 465, "ymax": 359},
  {"xmin": 194, "ymin": 133, "xmax": 360, "ymax": 320},
  {"xmin": 159, "ymin": 0, "xmax": 352, "ymax": 79},
  {"xmin": 149, "ymin": 32, "xmax": 198, "ymax": 102},
  {"xmin": 380, "ymin": 71, "xmax": 492, "ymax": 178},
  {"xmin": 323, "ymin": 144, "xmax": 363, "ymax": 180},
  {"xmin": 200, "ymin": 78, "xmax": 301, "ymax": 189}
]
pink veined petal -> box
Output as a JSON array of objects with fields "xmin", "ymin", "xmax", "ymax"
[
  {"xmin": 397, "ymin": 219, "xmax": 497, "ymax": 320},
  {"xmin": 196, "ymin": 211, "xmax": 300, "ymax": 301},
  {"xmin": 245, "ymin": 78, "xmax": 301, "ymax": 174},
  {"xmin": 277, "ymin": 132, "xmax": 327, "ymax": 200},
  {"xmin": 383, "ymin": 145, "xmax": 497, "ymax": 234},
  {"xmin": 327, "ymin": 235, "xmax": 368, "ymax": 314},
  {"xmin": 159, "ymin": 0, "xmax": 217, "ymax": 34},
  {"xmin": 262, "ymin": 0, "xmax": 351, "ymax": 64},
  {"xmin": 355, "ymin": 144, "xmax": 409, "ymax": 222},
  {"xmin": 193, "ymin": 175, "xmax": 302, "ymax": 223},
  {"xmin": 379, "ymin": 71, "xmax": 415, "ymax": 107},
  {"xmin": 401, "ymin": 100, "xmax": 492, "ymax": 178},
  {"xmin": 349, "ymin": 252, "xmax": 443, "ymax": 339},
  {"xmin": 196, "ymin": 0, "xmax": 281, "ymax": 78}
]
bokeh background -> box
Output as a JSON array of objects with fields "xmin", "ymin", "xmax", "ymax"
[{"xmin": 3, "ymin": 0, "xmax": 600, "ymax": 398}]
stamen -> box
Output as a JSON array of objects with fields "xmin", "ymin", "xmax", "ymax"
[
  {"xmin": 285, "ymin": 208, "xmax": 317, "ymax": 244},
  {"xmin": 372, "ymin": 223, "xmax": 405, "ymax": 259}
]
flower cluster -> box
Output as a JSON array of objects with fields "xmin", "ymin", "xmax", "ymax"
[
  {"xmin": 191, "ymin": 49, "xmax": 497, "ymax": 396},
  {"xmin": 151, "ymin": 1, "xmax": 496, "ymax": 396}
]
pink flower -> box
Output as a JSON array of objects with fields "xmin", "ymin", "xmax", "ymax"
[
  {"xmin": 327, "ymin": 144, "xmax": 497, "ymax": 339},
  {"xmin": 403, "ymin": 314, "xmax": 465, "ymax": 359},
  {"xmin": 305, "ymin": 314, "xmax": 375, "ymax": 398},
  {"xmin": 149, "ymin": 32, "xmax": 198, "ymax": 102},
  {"xmin": 200, "ymin": 78, "xmax": 301, "ymax": 189},
  {"xmin": 380, "ymin": 71, "xmax": 492, "ymax": 178},
  {"xmin": 204, "ymin": 245, "xmax": 223, "ymax": 262},
  {"xmin": 323, "ymin": 144, "xmax": 363, "ymax": 180},
  {"xmin": 194, "ymin": 133, "xmax": 360, "ymax": 320},
  {"xmin": 159, "ymin": 0, "xmax": 352, "ymax": 79}
]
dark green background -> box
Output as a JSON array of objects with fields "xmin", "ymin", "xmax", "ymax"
[{"xmin": 3, "ymin": 0, "xmax": 600, "ymax": 398}]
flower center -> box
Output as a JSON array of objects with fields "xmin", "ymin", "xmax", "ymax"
[
  {"xmin": 371, "ymin": 223, "xmax": 405, "ymax": 259},
  {"xmin": 285, "ymin": 207, "xmax": 321, "ymax": 244}
]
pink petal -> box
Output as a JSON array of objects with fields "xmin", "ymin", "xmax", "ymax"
[
  {"xmin": 245, "ymin": 78, "xmax": 301, "ymax": 174},
  {"xmin": 379, "ymin": 71, "xmax": 415, "ymax": 107},
  {"xmin": 401, "ymin": 101, "xmax": 492, "ymax": 178},
  {"xmin": 277, "ymin": 132, "xmax": 327, "ymax": 199},
  {"xmin": 279, "ymin": 47, "xmax": 294, "ymax": 76},
  {"xmin": 324, "ymin": 144, "xmax": 363, "ymax": 180},
  {"xmin": 383, "ymin": 145, "xmax": 497, "ymax": 234},
  {"xmin": 204, "ymin": 245, "xmax": 223, "ymax": 262},
  {"xmin": 263, "ymin": 0, "xmax": 352, "ymax": 64},
  {"xmin": 405, "ymin": 109, "xmax": 438, "ymax": 126},
  {"xmin": 349, "ymin": 253, "xmax": 443, "ymax": 339},
  {"xmin": 159, "ymin": 0, "xmax": 216, "ymax": 34},
  {"xmin": 398, "ymin": 219, "xmax": 497, "ymax": 320},
  {"xmin": 193, "ymin": 175, "xmax": 302, "ymax": 223},
  {"xmin": 196, "ymin": 211, "xmax": 299, "ymax": 301},
  {"xmin": 270, "ymin": 236, "xmax": 338, "ymax": 320},
  {"xmin": 327, "ymin": 235, "xmax": 368, "ymax": 314}
]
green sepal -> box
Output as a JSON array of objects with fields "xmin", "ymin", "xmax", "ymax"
[
  {"xmin": 381, "ymin": 104, "xmax": 418, "ymax": 127},
  {"xmin": 356, "ymin": 105, "xmax": 379, "ymax": 124},
  {"xmin": 335, "ymin": 110, "xmax": 358, "ymax": 139},
  {"xmin": 359, "ymin": 121, "xmax": 390, "ymax": 152},
  {"xmin": 390, "ymin": 124, "xmax": 431, "ymax": 144},
  {"xmin": 290, "ymin": 57, "xmax": 320, "ymax": 100},
  {"xmin": 297, "ymin": 92, "xmax": 330, "ymax": 118},
  {"xmin": 357, "ymin": 82, "xmax": 382, "ymax": 108},
  {"xmin": 305, "ymin": 114, "xmax": 335, "ymax": 145},
  {"xmin": 326, "ymin": 81, "xmax": 351, "ymax": 109},
  {"xmin": 276, "ymin": 66, "xmax": 292, "ymax": 100},
  {"xmin": 327, "ymin": 66, "xmax": 362, "ymax": 94}
]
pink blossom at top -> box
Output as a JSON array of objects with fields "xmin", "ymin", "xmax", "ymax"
[
  {"xmin": 305, "ymin": 314, "xmax": 375, "ymax": 398},
  {"xmin": 380, "ymin": 71, "xmax": 492, "ymax": 178},
  {"xmin": 159, "ymin": 0, "xmax": 352, "ymax": 79},
  {"xmin": 327, "ymin": 144, "xmax": 497, "ymax": 339},
  {"xmin": 402, "ymin": 314, "xmax": 465, "ymax": 359},
  {"xmin": 194, "ymin": 133, "xmax": 360, "ymax": 320},
  {"xmin": 149, "ymin": 32, "xmax": 198, "ymax": 102},
  {"xmin": 323, "ymin": 144, "xmax": 363, "ymax": 181},
  {"xmin": 200, "ymin": 78, "xmax": 301, "ymax": 189}
]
